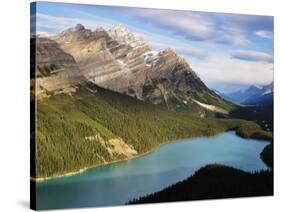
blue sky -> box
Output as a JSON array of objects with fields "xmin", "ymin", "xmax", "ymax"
[{"xmin": 31, "ymin": 1, "xmax": 274, "ymax": 93}]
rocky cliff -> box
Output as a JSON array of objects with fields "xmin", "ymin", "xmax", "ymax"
[{"xmin": 31, "ymin": 36, "xmax": 85, "ymax": 99}]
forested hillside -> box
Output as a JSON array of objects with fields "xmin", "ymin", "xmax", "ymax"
[
  {"xmin": 34, "ymin": 82, "xmax": 271, "ymax": 179},
  {"xmin": 129, "ymin": 164, "xmax": 273, "ymax": 204}
]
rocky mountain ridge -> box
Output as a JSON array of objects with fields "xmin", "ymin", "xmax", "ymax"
[{"xmin": 34, "ymin": 24, "xmax": 233, "ymax": 114}]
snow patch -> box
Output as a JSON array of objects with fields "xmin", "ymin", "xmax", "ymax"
[
  {"xmin": 144, "ymin": 51, "xmax": 159, "ymax": 66},
  {"xmin": 192, "ymin": 99, "xmax": 228, "ymax": 114},
  {"xmin": 262, "ymin": 89, "xmax": 272, "ymax": 95}
]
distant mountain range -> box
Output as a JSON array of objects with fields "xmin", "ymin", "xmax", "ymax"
[{"xmin": 218, "ymin": 82, "xmax": 273, "ymax": 106}]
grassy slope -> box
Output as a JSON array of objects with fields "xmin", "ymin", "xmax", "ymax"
[
  {"xmin": 129, "ymin": 164, "xmax": 273, "ymax": 204},
  {"xmin": 34, "ymin": 83, "xmax": 271, "ymax": 178}
]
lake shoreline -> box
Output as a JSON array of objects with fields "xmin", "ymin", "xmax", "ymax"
[
  {"xmin": 32, "ymin": 129, "xmax": 270, "ymax": 182},
  {"xmin": 32, "ymin": 138, "xmax": 173, "ymax": 182},
  {"xmin": 32, "ymin": 148, "xmax": 158, "ymax": 182}
]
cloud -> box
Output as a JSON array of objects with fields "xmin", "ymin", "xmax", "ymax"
[
  {"xmin": 132, "ymin": 10, "xmax": 215, "ymax": 41},
  {"xmin": 35, "ymin": 13, "xmax": 115, "ymax": 34},
  {"xmin": 254, "ymin": 30, "xmax": 273, "ymax": 39},
  {"xmin": 149, "ymin": 41, "xmax": 208, "ymax": 60},
  {"xmin": 221, "ymin": 14, "xmax": 273, "ymax": 32},
  {"xmin": 192, "ymin": 53, "xmax": 273, "ymax": 86},
  {"xmin": 230, "ymin": 50, "xmax": 273, "ymax": 63},
  {"xmin": 129, "ymin": 9, "xmax": 273, "ymax": 46},
  {"xmin": 131, "ymin": 9, "xmax": 248, "ymax": 45},
  {"xmin": 176, "ymin": 47, "xmax": 208, "ymax": 60}
]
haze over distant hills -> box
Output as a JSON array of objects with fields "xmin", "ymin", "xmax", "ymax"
[{"xmin": 221, "ymin": 82, "xmax": 273, "ymax": 106}]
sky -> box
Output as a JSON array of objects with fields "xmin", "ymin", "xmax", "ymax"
[{"xmin": 31, "ymin": 2, "xmax": 274, "ymax": 93}]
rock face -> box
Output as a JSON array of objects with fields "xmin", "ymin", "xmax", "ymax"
[
  {"xmin": 34, "ymin": 37, "xmax": 79, "ymax": 77},
  {"xmin": 31, "ymin": 37, "xmax": 85, "ymax": 99},
  {"xmin": 142, "ymin": 48, "xmax": 210, "ymax": 107},
  {"xmin": 54, "ymin": 24, "xmax": 151, "ymax": 97},
  {"xmin": 108, "ymin": 24, "xmax": 149, "ymax": 49},
  {"xmin": 43, "ymin": 24, "xmax": 232, "ymax": 113}
]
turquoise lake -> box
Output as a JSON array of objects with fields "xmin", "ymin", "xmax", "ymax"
[{"xmin": 36, "ymin": 131, "xmax": 269, "ymax": 210}]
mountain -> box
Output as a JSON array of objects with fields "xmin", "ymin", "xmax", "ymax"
[
  {"xmin": 244, "ymin": 82, "xmax": 273, "ymax": 106},
  {"xmin": 228, "ymin": 82, "xmax": 273, "ymax": 131},
  {"xmin": 31, "ymin": 30, "xmax": 271, "ymax": 179},
  {"xmin": 52, "ymin": 24, "xmax": 234, "ymax": 114},
  {"xmin": 31, "ymin": 36, "xmax": 85, "ymax": 99},
  {"xmin": 31, "ymin": 36, "xmax": 243, "ymax": 178},
  {"xmin": 222, "ymin": 82, "xmax": 273, "ymax": 106},
  {"xmin": 53, "ymin": 24, "xmax": 150, "ymax": 96},
  {"xmin": 221, "ymin": 85, "xmax": 262, "ymax": 104}
]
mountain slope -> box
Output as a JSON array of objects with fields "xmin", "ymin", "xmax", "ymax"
[{"xmin": 52, "ymin": 24, "xmax": 234, "ymax": 115}]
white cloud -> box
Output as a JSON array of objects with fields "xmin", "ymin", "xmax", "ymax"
[
  {"xmin": 35, "ymin": 13, "xmax": 115, "ymax": 34},
  {"xmin": 213, "ymin": 26, "xmax": 250, "ymax": 45},
  {"xmin": 230, "ymin": 50, "xmax": 273, "ymax": 63},
  {"xmin": 192, "ymin": 53, "xmax": 273, "ymax": 85},
  {"xmin": 148, "ymin": 41, "xmax": 208, "ymax": 60},
  {"xmin": 132, "ymin": 9, "xmax": 251, "ymax": 45},
  {"xmin": 254, "ymin": 30, "xmax": 273, "ymax": 39},
  {"xmin": 134, "ymin": 10, "xmax": 215, "ymax": 40},
  {"xmin": 175, "ymin": 47, "xmax": 209, "ymax": 60}
]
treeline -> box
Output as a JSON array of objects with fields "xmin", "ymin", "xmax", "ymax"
[
  {"xmin": 34, "ymin": 83, "xmax": 271, "ymax": 178},
  {"xmin": 129, "ymin": 164, "xmax": 273, "ymax": 204}
]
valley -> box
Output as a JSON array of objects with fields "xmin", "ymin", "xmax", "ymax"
[
  {"xmin": 31, "ymin": 22, "xmax": 273, "ymax": 210},
  {"xmin": 34, "ymin": 82, "xmax": 268, "ymax": 179},
  {"xmin": 32, "ymin": 24, "xmax": 273, "ymax": 180},
  {"xmin": 27, "ymin": 1, "xmax": 277, "ymax": 210}
]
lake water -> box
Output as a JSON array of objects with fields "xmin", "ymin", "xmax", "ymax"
[{"xmin": 36, "ymin": 131, "xmax": 269, "ymax": 210}]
